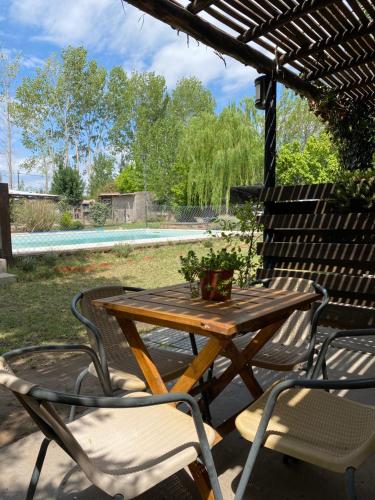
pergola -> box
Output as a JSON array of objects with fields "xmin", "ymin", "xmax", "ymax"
[
  {"xmin": 121, "ymin": 0, "xmax": 375, "ymax": 328},
  {"xmin": 122, "ymin": 0, "xmax": 375, "ymax": 186}
]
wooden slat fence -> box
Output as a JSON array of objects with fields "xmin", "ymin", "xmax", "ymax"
[{"xmin": 255, "ymin": 183, "xmax": 375, "ymax": 328}]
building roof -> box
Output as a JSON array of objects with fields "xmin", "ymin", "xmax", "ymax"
[
  {"xmin": 123, "ymin": 0, "xmax": 375, "ymax": 106},
  {"xmin": 9, "ymin": 190, "xmax": 60, "ymax": 200}
]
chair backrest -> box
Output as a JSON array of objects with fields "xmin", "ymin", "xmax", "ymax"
[
  {"xmin": 267, "ymin": 277, "xmax": 315, "ymax": 346},
  {"xmin": 0, "ymin": 356, "xmax": 110, "ymax": 493},
  {"xmin": 80, "ymin": 286, "xmax": 130, "ymax": 364}
]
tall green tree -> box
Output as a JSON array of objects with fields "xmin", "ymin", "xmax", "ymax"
[
  {"xmin": 182, "ymin": 99, "xmax": 263, "ymax": 207},
  {"xmin": 51, "ymin": 162, "xmax": 84, "ymax": 206},
  {"xmin": 88, "ymin": 153, "xmax": 115, "ymax": 198}
]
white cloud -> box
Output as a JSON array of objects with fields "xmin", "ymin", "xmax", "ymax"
[{"xmin": 9, "ymin": 0, "xmax": 255, "ymax": 94}]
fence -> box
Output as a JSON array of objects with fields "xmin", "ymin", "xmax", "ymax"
[{"xmin": 10, "ymin": 202, "xmax": 240, "ymax": 256}]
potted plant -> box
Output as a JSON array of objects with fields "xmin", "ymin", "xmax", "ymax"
[{"xmin": 179, "ymin": 247, "xmax": 243, "ymax": 301}]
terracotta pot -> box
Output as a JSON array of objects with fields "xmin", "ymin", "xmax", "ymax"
[{"xmin": 200, "ymin": 269, "xmax": 234, "ymax": 301}]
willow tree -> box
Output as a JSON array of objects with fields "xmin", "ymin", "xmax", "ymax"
[{"xmin": 179, "ymin": 99, "xmax": 263, "ymax": 208}]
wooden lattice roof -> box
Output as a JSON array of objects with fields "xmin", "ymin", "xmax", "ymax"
[{"xmin": 123, "ymin": 0, "xmax": 375, "ymax": 106}]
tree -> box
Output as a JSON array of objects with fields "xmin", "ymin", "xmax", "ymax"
[
  {"xmin": 0, "ymin": 50, "xmax": 21, "ymax": 188},
  {"xmin": 88, "ymin": 153, "xmax": 115, "ymax": 198},
  {"xmin": 51, "ymin": 162, "xmax": 84, "ymax": 206},
  {"xmin": 115, "ymin": 165, "xmax": 144, "ymax": 193},
  {"xmin": 181, "ymin": 99, "xmax": 263, "ymax": 207},
  {"xmin": 277, "ymin": 88, "xmax": 324, "ymax": 148},
  {"xmin": 277, "ymin": 132, "xmax": 340, "ymax": 185}
]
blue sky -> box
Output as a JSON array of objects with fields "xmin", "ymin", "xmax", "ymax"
[{"xmin": 0, "ymin": 0, "xmax": 261, "ymax": 189}]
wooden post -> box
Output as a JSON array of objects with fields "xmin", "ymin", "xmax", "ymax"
[
  {"xmin": 0, "ymin": 183, "xmax": 13, "ymax": 263},
  {"xmin": 263, "ymin": 75, "xmax": 276, "ymax": 270}
]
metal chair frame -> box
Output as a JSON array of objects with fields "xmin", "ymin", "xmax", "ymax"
[
  {"xmin": 235, "ymin": 328, "xmax": 375, "ymax": 500},
  {"xmin": 2, "ymin": 344, "xmax": 223, "ymax": 500}
]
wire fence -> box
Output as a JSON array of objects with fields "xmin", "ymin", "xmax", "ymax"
[{"xmin": 10, "ymin": 202, "xmax": 239, "ymax": 255}]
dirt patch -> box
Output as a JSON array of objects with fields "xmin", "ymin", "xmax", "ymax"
[{"xmin": 55, "ymin": 262, "xmax": 111, "ymax": 274}]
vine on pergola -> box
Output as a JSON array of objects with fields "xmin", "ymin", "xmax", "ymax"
[{"xmin": 310, "ymin": 92, "xmax": 375, "ymax": 172}]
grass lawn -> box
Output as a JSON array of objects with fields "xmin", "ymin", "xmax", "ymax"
[{"xmin": 0, "ymin": 240, "xmax": 229, "ymax": 354}]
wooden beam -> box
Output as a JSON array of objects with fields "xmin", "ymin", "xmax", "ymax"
[
  {"xmin": 336, "ymin": 74, "xmax": 375, "ymax": 95},
  {"xmin": 305, "ymin": 50, "xmax": 375, "ymax": 81},
  {"xmin": 187, "ymin": 0, "xmax": 217, "ymax": 14},
  {"xmin": 0, "ymin": 183, "xmax": 13, "ymax": 263},
  {"xmin": 123, "ymin": 0, "xmax": 320, "ymax": 101},
  {"xmin": 238, "ymin": 0, "xmax": 336, "ymax": 44},
  {"xmin": 280, "ymin": 19, "xmax": 375, "ymax": 65}
]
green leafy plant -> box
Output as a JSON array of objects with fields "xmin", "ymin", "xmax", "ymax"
[
  {"xmin": 333, "ymin": 168, "xmax": 375, "ymax": 211},
  {"xmin": 60, "ymin": 211, "xmax": 74, "ymax": 230},
  {"xmin": 112, "ymin": 244, "xmax": 134, "ymax": 258},
  {"xmin": 71, "ymin": 220, "xmax": 84, "ymax": 230},
  {"xmin": 89, "ymin": 202, "xmax": 110, "ymax": 226},
  {"xmin": 16, "ymin": 256, "xmax": 38, "ymax": 272},
  {"xmin": 213, "ymin": 201, "xmax": 263, "ymax": 287}
]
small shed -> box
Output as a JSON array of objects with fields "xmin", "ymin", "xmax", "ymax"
[{"xmin": 98, "ymin": 192, "xmax": 151, "ymax": 223}]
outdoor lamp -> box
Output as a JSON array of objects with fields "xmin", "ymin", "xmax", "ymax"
[{"xmin": 255, "ymin": 75, "xmax": 269, "ymax": 110}]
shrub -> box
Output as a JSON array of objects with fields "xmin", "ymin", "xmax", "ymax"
[
  {"xmin": 60, "ymin": 211, "xmax": 74, "ymax": 230},
  {"xmin": 112, "ymin": 244, "xmax": 134, "ymax": 258},
  {"xmin": 89, "ymin": 202, "xmax": 110, "ymax": 226},
  {"xmin": 71, "ymin": 220, "xmax": 84, "ymax": 230},
  {"xmin": 17, "ymin": 256, "xmax": 38, "ymax": 272},
  {"xmin": 14, "ymin": 200, "xmax": 57, "ymax": 232}
]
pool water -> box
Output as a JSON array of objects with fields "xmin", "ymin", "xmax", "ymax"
[{"xmin": 12, "ymin": 228, "xmax": 211, "ymax": 253}]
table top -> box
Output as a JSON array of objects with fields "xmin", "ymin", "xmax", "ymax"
[{"xmin": 94, "ymin": 283, "xmax": 320, "ymax": 338}]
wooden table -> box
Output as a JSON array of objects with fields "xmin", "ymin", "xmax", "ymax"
[{"xmin": 95, "ymin": 283, "xmax": 320, "ymax": 499}]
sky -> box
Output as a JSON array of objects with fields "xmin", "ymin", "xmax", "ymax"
[{"xmin": 0, "ymin": 0, "xmax": 262, "ymax": 190}]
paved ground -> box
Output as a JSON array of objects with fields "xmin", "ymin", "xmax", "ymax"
[{"xmin": 1, "ymin": 327, "xmax": 375, "ymax": 499}]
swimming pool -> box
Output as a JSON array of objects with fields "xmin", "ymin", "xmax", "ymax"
[{"xmin": 12, "ymin": 228, "xmax": 213, "ymax": 254}]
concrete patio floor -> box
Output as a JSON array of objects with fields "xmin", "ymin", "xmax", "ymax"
[{"xmin": 1, "ymin": 328, "xmax": 375, "ymax": 500}]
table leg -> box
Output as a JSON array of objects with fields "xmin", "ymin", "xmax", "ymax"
[
  {"xmin": 116, "ymin": 317, "xmax": 168, "ymax": 395},
  {"xmin": 171, "ymin": 336, "xmax": 230, "ymax": 394},
  {"xmin": 189, "ymin": 462, "xmax": 215, "ymax": 500}
]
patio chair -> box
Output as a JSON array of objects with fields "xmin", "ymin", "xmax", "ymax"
[
  {"xmin": 71, "ymin": 285, "xmax": 194, "ymax": 398},
  {"xmin": 234, "ymin": 328, "xmax": 375, "ymax": 500},
  {"xmin": 0, "ymin": 344, "xmax": 222, "ymax": 500},
  {"xmin": 233, "ymin": 277, "xmax": 329, "ymax": 376}
]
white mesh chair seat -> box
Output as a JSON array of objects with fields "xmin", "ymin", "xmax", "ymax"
[
  {"xmin": 67, "ymin": 392, "xmax": 216, "ymax": 498},
  {"xmin": 236, "ymin": 385, "xmax": 375, "ymax": 474},
  {"xmin": 233, "ymin": 332, "xmax": 310, "ymax": 370},
  {"xmin": 87, "ymin": 347, "xmax": 193, "ymax": 391},
  {"xmin": 233, "ymin": 277, "xmax": 316, "ymax": 371}
]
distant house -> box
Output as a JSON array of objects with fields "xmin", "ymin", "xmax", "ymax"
[
  {"xmin": 74, "ymin": 199, "xmax": 95, "ymax": 220},
  {"xmin": 98, "ymin": 191, "xmax": 151, "ymax": 223}
]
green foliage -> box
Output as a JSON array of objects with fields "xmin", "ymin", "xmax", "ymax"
[
  {"xmin": 182, "ymin": 100, "xmax": 263, "ymax": 207},
  {"xmin": 51, "ymin": 163, "xmax": 84, "ymax": 206},
  {"xmin": 333, "ymin": 168, "xmax": 375, "ymax": 211},
  {"xmin": 13, "ymin": 200, "xmax": 57, "ymax": 232},
  {"xmin": 214, "ymin": 201, "xmax": 263, "ymax": 286},
  {"xmin": 60, "ymin": 211, "xmax": 74, "ymax": 229},
  {"xmin": 39, "ymin": 253, "xmax": 59, "ymax": 266},
  {"xmin": 88, "ymin": 153, "xmax": 115, "ymax": 198},
  {"xmin": 277, "ymin": 132, "xmax": 340, "ymax": 185},
  {"xmin": 311, "ymin": 95, "xmax": 375, "ymax": 171},
  {"xmin": 277, "ymin": 89, "xmax": 324, "ymax": 148},
  {"xmin": 59, "ymin": 212, "xmax": 84, "ymax": 230},
  {"xmin": 116, "ymin": 166, "xmax": 144, "ymax": 193},
  {"xmin": 89, "ymin": 202, "xmax": 110, "ymax": 226},
  {"xmin": 16, "ymin": 256, "xmax": 38, "ymax": 273},
  {"xmin": 112, "ymin": 244, "xmax": 134, "ymax": 258},
  {"xmin": 203, "ymin": 238, "xmax": 214, "ymax": 248}
]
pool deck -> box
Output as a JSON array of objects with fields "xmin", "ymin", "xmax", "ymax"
[{"xmin": 11, "ymin": 229, "xmax": 214, "ymax": 255}]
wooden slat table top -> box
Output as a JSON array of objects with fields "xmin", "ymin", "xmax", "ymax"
[{"xmin": 94, "ymin": 283, "xmax": 320, "ymax": 338}]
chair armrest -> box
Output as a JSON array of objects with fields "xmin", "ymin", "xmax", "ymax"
[
  {"xmin": 310, "ymin": 328, "xmax": 375, "ymax": 379},
  {"xmin": 3, "ymin": 344, "xmax": 111, "ymax": 395},
  {"xmin": 305, "ymin": 283, "xmax": 329, "ymax": 372},
  {"xmin": 29, "ymin": 388, "xmax": 223, "ymax": 500},
  {"xmin": 248, "ymin": 278, "xmax": 271, "ymax": 287}
]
